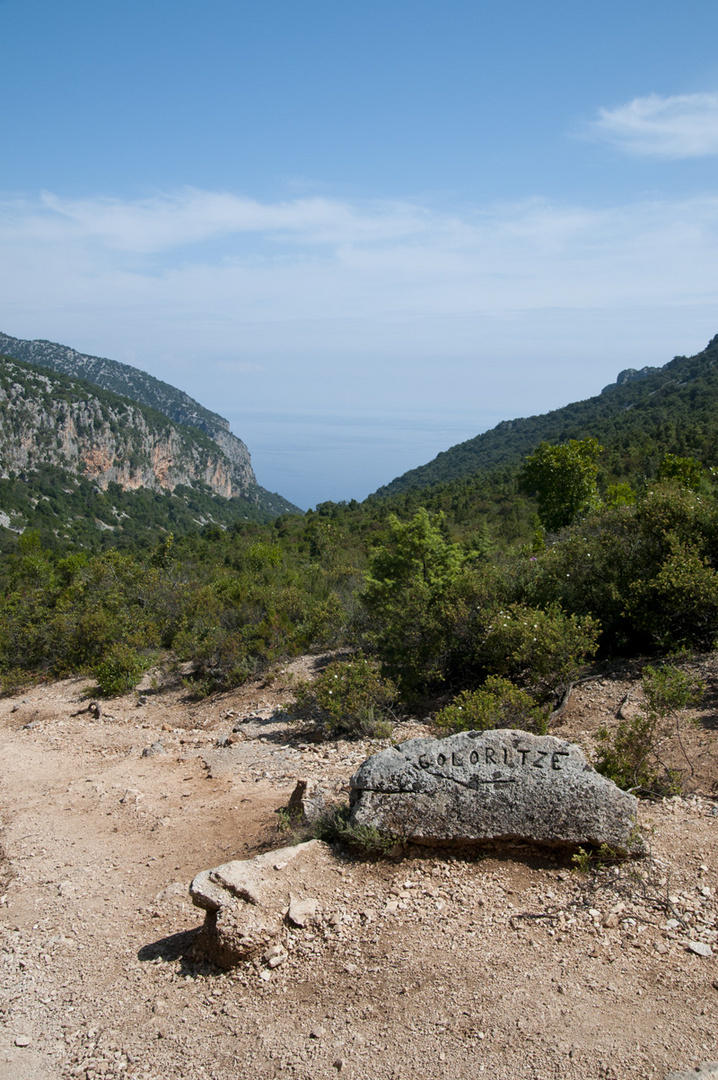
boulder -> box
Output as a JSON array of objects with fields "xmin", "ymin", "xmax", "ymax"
[
  {"xmin": 348, "ymin": 729, "xmax": 642, "ymax": 852},
  {"xmin": 189, "ymin": 840, "xmax": 335, "ymax": 968}
]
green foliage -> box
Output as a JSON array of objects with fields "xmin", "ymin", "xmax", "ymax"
[
  {"xmin": 519, "ymin": 484, "xmax": 718, "ymax": 655},
  {"xmin": 362, "ymin": 509, "xmax": 465, "ymax": 691},
  {"xmin": 93, "ymin": 643, "xmax": 150, "ymax": 696},
  {"xmin": 642, "ymin": 663, "xmax": 704, "ymax": 716},
  {"xmin": 312, "ymin": 803, "xmax": 401, "ymax": 857},
  {"xmin": 434, "ymin": 676, "xmax": 548, "ymax": 734},
  {"xmin": 287, "ymin": 656, "xmax": 396, "ymax": 738},
  {"xmin": 657, "ymin": 453, "xmax": 704, "ymax": 491},
  {"xmin": 476, "ymin": 603, "xmax": 601, "ymax": 702},
  {"xmin": 605, "ymin": 482, "xmax": 636, "ymax": 508},
  {"xmin": 520, "ymin": 438, "xmax": 602, "ymax": 532},
  {"xmin": 571, "ymin": 843, "xmax": 625, "ymax": 873},
  {"xmin": 596, "ymin": 664, "xmax": 704, "ymax": 794},
  {"xmin": 627, "ymin": 536, "xmax": 718, "ymax": 651}
]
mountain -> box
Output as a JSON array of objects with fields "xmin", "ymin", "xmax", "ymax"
[
  {"xmin": 375, "ymin": 335, "xmax": 718, "ymax": 496},
  {"xmin": 0, "ymin": 330, "xmax": 260, "ymax": 499},
  {"xmin": 0, "ymin": 353, "xmax": 298, "ymax": 545}
]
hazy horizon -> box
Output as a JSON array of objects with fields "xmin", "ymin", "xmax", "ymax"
[{"xmin": 2, "ymin": 0, "xmax": 718, "ymax": 506}]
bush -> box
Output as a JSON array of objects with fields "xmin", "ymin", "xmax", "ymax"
[
  {"xmin": 312, "ymin": 803, "xmax": 401, "ymax": 856},
  {"xmin": 519, "ymin": 438, "xmax": 602, "ymax": 532},
  {"xmin": 434, "ymin": 675, "xmax": 548, "ymax": 734},
  {"xmin": 93, "ymin": 643, "xmax": 150, "ymax": 696},
  {"xmin": 626, "ymin": 536, "xmax": 718, "ymax": 650},
  {"xmin": 477, "ymin": 602, "xmax": 600, "ymax": 703},
  {"xmin": 596, "ymin": 663, "xmax": 704, "ymax": 794},
  {"xmin": 287, "ymin": 656, "xmax": 396, "ymax": 738},
  {"xmin": 361, "ymin": 509, "xmax": 464, "ymax": 692}
]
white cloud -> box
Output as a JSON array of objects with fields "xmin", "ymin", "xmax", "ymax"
[
  {"xmin": 0, "ymin": 186, "xmax": 717, "ymax": 398},
  {"xmin": 4, "ymin": 184, "xmax": 717, "ymax": 504},
  {"xmin": 589, "ymin": 92, "xmax": 718, "ymax": 158},
  {"xmin": 28, "ymin": 189, "xmax": 429, "ymax": 253}
]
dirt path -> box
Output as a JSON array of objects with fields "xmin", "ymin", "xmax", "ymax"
[{"xmin": 1, "ymin": 662, "xmax": 717, "ymax": 1080}]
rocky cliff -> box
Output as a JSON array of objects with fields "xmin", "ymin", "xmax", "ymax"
[
  {"xmin": 0, "ymin": 331, "xmax": 256, "ymax": 495},
  {"xmin": 0, "ymin": 356, "xmax": 272, "ymax": 502}
]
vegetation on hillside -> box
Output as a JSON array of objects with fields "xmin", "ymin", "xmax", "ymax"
[
  {"xmin": 376, "ymin": 335, "xmax": 718, "ymax": 495},
  {"xmin": 3, "ymin": 335, "xmax": 718, "ymax": 800},
  {"xmin": 0, "ymin": 353, "xmax": 298, "ymax": 525}
]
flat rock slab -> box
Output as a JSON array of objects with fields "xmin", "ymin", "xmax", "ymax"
[
  {"xmin": 189, "ymin": 840, "xmax": 338, "ymax": 968},
  {"xmin": 349, "ymin": 729, "xmax": 642, "ymax": 852}
]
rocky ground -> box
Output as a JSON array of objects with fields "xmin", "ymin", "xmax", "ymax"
[{"xmin": 1, "ymin": 655, "xmax": 717, "ymax": 1080}]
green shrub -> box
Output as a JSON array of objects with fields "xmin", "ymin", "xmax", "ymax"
[
  {"xmin": 657, "ymin": 453, "xmax": 704, "ymax": 491},
  {"xmin": 519, "ymin": 438, "xmax": 602, "ymax": 532},
  {"xmin": 93, "ymin": 643, "xmax": 150, "ymax": 696},
  {"xmin": 435, "ymin": 675, "xmax": 548, "ymax": 734},
  {"xmin": 596, "ymin": 663, "xmax": 704, "ymax": 794},
  {"xmin": 626, "ymin": 536, "xmax": 718, "ymax": 650},
  {"xmin": 287, "ymin": 656, "xmax": 396, "ymax": 738},
  {"xmin": 361, "ymin": 509, "xmax": 464, "ymax": 692},
  {"xmin": 312, "ymin": 803, "xmax": 401, "ymax": 856},
  {"xmin": 477, "ymin": 602, "xmax": 600, "ymax": 703}
]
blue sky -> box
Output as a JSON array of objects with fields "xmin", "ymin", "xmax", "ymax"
[{"xmin": 2, "ymin": 0, "xmax": 718, "ymax": 507}]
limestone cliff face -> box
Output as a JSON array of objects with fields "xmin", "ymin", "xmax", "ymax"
[
  {"xmin": 0, "ymin": 359, "xmax": 245, "ymax": 497},
  {"xmin": 0, "ymin": 331, "xmax": 256, "ymax": 494}
]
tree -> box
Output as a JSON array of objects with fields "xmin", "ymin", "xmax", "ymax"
[
  {"xmin": 656, "ymin": 453, "xmax": 704, "ymax": 491},
  {"xmin": 362, "ymin": 509, "xmax": 464, "ymax": 690},
  {"xmin": 520, "ymin": 438, "xmax": 602, "ymax": 532}
]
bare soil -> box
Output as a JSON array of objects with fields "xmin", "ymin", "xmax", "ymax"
[{"xmin": 1, "ymin": 655, "xmax": 717, "ymax": 1080}]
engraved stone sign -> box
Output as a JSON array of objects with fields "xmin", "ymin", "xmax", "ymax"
[{"xmin": 348, "ymin": 729, "xmax": 642, "ymax": 851}]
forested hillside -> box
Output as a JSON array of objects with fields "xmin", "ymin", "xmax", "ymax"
[
  {"xmin": 377, "ymin": 335, "xmax": 718, "ymax": 495},
  {"xmin": 3, "ymin": 333, "xmax": 718, "ymax": 805}
]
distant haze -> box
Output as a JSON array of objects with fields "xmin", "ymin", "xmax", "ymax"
[{"xmin": 1, "ymin": 0, "xmax": 717, "ymax": 507}]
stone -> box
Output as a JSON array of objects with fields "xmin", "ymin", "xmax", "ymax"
[
  {"xmin": 141, "ymin": 741, "xmax": 166, "ymax": 757},
  {"xmin": 348, "ymin": 730, "xmax": 642, "ymax": 852},
  {"xmin": 665, "ymin": 1062, "xmax": 718, "ymax": 1080},
  {"xmin": 287, "ymin": 778, "xmax": 345, "ymax": 825},
  {"xmin": 686, "ymin": 940, "xmax": 713, "ymax": 958},
  {"xmin": 13, "ymin": 1036, "xmax": 31, "ymax": 1048},
  {"xmin": 287, "ymin": 894, "xmax": 319, "ymax": 928},
  {"xmin": 263, "ymin": 944, "xmax": 288, "ymax": 968},
  {"xmin": 190, "ymin": 840, "xmax": 336, "ymax": 968}
]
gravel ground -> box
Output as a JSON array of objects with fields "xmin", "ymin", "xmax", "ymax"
[{"xmin": 1, "ymin": 656, "xmax": 717, "ymax": 1080}]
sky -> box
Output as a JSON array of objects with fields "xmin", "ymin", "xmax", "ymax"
[{"xmin": 1, "ymin": 1, "xmax": 718, "ymax": 508}]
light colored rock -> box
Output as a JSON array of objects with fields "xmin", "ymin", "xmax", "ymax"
[
  {"xmin": 263, "ymin": 944, "xmax": 288, "ymax": 968},
  {"xmin": 666, "ymin": 1062, "xmax": 718, "ymax": 1080},
  {"xmin": 287, "ymin": 893, "xmax": 319, "ymax": 928},
  {"xmin": 686, "ymin": 940, "xmax": 713, "ymax": 957},
  {"xmin": 190, "ymin": 840, "xmax": 336, "ymax": 968},
  {"xmin": 349, "ymin": 730, "xmax": 642, "ymax": 852},
  {"xmin": 191, "ymin": 843, "xmax": 310, "ymax": 911},
  {"xmin": 287, "ymin": 778, "xmax": 345, "ymax": 824}
]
